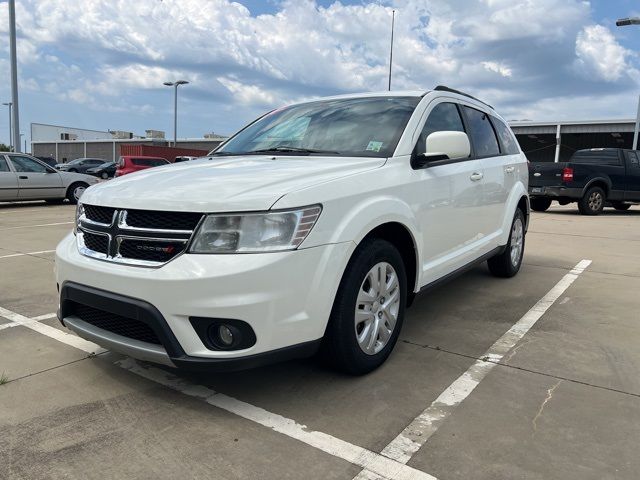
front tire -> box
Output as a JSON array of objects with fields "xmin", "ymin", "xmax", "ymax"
[
  {"xmin": 66, "ymin": 182, "xmax": 88, "ymax": 204},
  {"xmin": 530, "ymin": 197, "xmax": 552, "ymax": 212},
  {"xmin": 578, "ymin": 186, "xmax": 605, "ymax": 215},
  {"xmin": 101, "ymin": 172, "xmax": 109, "ymax": 179},
  {"xmin": 323, "ymin": 238, "xmax": 407, "ymax": 375},
  {"xmin": 488, "ymin": 208, "xmax": 525, "ymax": 278}
]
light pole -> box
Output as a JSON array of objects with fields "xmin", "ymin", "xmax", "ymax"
[
  {"xmin": 388, "ymin": 9, "xmax": 395, "ymax": 91},
  {"xmin": 2, "ymin": 102, "xmax": 12, "ymax": 151},
  {"xmin": 616, "ymin": 17, "xmax": 640, "ymax": 150},
  {"xmin": 8, "ymin": 0, "xmax": 21, "ymax": 152},
  {"xmin": 163, "ymin": 80, "xmax": 189, "ymax": 147}
]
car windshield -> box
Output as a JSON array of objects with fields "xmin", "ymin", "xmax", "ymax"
[{"xmin": 212, "ymin": 96, "xmax": 421, "ymax": 158}]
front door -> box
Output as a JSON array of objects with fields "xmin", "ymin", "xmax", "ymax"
[
  {"xmin": 413, "ymin": 101, "xmax": 486, "ymax": 284},
  {"xmin": 8, "ymin": 155, "xmax": 64, "ymax": 199},
  {"xmin": 0, "ymin": 155, "xmax": 19, "ymax": 201}
]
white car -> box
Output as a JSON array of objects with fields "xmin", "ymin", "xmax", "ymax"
[
  {"xmin": 55, "ymin": 87, "xmax": 529, "ymax": 374},
  {"xmin": 0, "ymin": 153, "xmax": 99, "ymax": 204}
]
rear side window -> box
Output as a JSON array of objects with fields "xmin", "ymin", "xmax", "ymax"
[
  {"xmin": 462, "ymin": 106, "xmax": 500, "ymax": 157},
  {"xmin": 490, "ymin": 116, "xmax": 520, "ymax": 155},
  {"xmin": 570, "ymin": 150, "xmax": 621, "ymax": 165},
  {"xmin": 0, "ymin": 157, "xmax": 9, "ymax": 172},
  {"xmin": 416, "ymin": 102, "xmax": 466, "ymax": 155},
  {"xmin": 132, "ymin": 158, "xmax": 167, "ymax": 167}
]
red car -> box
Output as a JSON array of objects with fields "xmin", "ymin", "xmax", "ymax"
[{"xmin": 115, "ymin": 156, "xmax": 170, "ymax": 177}]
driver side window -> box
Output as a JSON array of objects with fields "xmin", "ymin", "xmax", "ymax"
[
  {"xmin": 10, "ymin": 156, "xmax": 49, "ymax": 173},
  {"xmin": 416, "ymin": 102, "xmax": 465, "ymax": 155}
]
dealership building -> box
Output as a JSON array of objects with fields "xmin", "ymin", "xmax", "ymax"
[
  {"xmin": 30, "ymin": 123, "xmax": 226, "ymax": 163},
  {"xmin": 510, "ymin": 118, "xmax": 637, "ymax": 163}
]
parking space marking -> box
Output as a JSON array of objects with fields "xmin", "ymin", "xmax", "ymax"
[
  {"xmin": 0, "ymin": 250, "xmax": 55, "ymax": 260},
  {"xmin": 353, "ymin": 259, "xmax": 592, "ymax": 477},
  {"xmin": 117, "ymin": 358, "xmax": 438, "ymax": 480},
  {"xmin": 0, "ymin": 221, "xmax": 73, "ymax": 230},
  {"xmin": 0, "ymin": 306, "xmax": 103, "ymax": 354}
]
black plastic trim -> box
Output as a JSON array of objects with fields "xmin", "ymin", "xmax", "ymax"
[{"xmin": 418, "ymin": 246, "xmax": 504, "ymax": 294}]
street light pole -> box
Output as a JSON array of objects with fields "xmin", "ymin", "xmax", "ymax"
[
  {"xmin": 2, "ymin": 102, "xmax": 12, "ymax": 151},
  {"xmin": 388, "ymin": 9, "xmax": 395, "ymax": 91},
  {"xmin": 8, "ymin": 0, "xmax": 21, "ymax": 152},
  {"xmin": 163, "ymin": 80, "xmax": 189, "ymax": 147},
  {"xmin": 616, "ymin": 17, "xmax": 640, "ymax": 150}
]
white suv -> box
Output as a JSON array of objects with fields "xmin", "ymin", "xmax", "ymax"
[{"xmin": 55, "ymin": 86, "xmax": 529, "ymax": 374}]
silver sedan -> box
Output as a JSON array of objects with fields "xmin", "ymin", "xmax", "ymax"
[{"xmin": 0, "ymin": 152, "xmax": 99, "ymax": 204}]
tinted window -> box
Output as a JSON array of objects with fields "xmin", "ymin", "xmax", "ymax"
[
  {"xmin": 10, "ymin": 156, "xmax": 49, "ymax": 173},
  {"xmin": 491, "ymin": 116, "xmax": 520, "ymax": 155},
  {"xmin": 0, "ymin": 157, "xmax": 9, "ymax": 172},
  {"xmin": 132, "ymin": 158, "xmax": 167, "ymax": 167},
  {"xmin": 416, "ymin": 102, "xmax": 465, "ymax": 155},
  {"xmin": 216, "ymin": 96, "xmax": 421, "ymax": 158},
  {"xmin": 463, "ymin": 106, "xmax": 500, "ymax": 157},
  {"xmin": 570, "ymin": 150, "xmax": 621, "ymax": 165}
]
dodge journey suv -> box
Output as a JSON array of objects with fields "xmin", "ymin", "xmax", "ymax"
[{"xmin": 55, "ymin": 86, "xmax": 529, "ymax": 374}]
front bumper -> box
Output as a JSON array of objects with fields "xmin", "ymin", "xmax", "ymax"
[{"xmin": 55, "ymin": 233, "xmax": 354, "ymax": 369}]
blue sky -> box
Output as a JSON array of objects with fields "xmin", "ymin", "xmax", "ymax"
[{"xmin": 0, "ymin": 0, "xmax": 639, "ymax": 148}]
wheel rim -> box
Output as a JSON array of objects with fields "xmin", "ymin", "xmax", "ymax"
[
  {"xmin": 102, "ymin": 172, "xmax": 108, "ymax": 179},
  {"xmin": 588, "ymin": 191, "xmax": 602, "ymax": 211},
  {"xmin": 73, "ymin": 185, "xmax": 85, "ymax": 201},
  {"xmin": 510, "ymin": 217, "xmax": 524, "ymax": 267},
  {"xmin": 354, "ymin": 262, "xmax": 400, "ymax": 355}
]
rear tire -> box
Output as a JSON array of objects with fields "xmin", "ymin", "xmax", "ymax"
[
  {"xmin": 488, "ymin": 209, "xmax": 525, "ymax": 278},
  {"xmin": 578, "ymin": 186, "xmax": 605, "ymax": 215},
  {"xmin": 530, "ymin": 198, "xmax": 552, "ymax": 212},
  {"xmin": 322, "ymin": 238, "xmax": 407, "ymax": 375},
  {"xmin": 66, "ymin": 182, "xmax": 88, "ymax": 204},
  {"xmin": 613, "ymin": 203, "xmax": 631, "ymax": 211}
]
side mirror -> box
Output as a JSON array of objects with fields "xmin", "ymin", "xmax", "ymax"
[{"xmin": 412, "ymin": 131, "xmax": 471, "ymax": 169}]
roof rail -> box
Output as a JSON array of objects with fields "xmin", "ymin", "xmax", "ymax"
[{"xmin": 433, "ymin": 85, "xmax": 493, "ymax": 110}]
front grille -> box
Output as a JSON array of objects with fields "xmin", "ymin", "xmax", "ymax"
[
  {"xmin": 119, "ymin": 239, "xmax": 186, "ymax": 263},
  {"xmin": 72, "ymin": 303, "xmax": 161, "ymax": 345},
  {"xmin": 125, "ymin": 209, "xmax": 203, "ymax": 231},
  {"xmin": 77, "ymin": 206, "xmax": 203, "ymax": 266},
  {"xmin": 83, "ymin": 232, "xmax": 108, "ymax": 254},
  {"xmin": 84, "ymin": 205, "xmax": 116, "ymax": 224}
]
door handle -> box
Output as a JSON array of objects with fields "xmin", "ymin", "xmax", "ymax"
[
  {"xmin": 505, "ymin": 166, "xmax": 515, "ymax": 173},
  {"xmin": 470, "ymin": 172, "xmax": 483, "ymax": 181},
  {"xmin": 19, "ymin": 176, "xmax": 28, "ymax": 179}
]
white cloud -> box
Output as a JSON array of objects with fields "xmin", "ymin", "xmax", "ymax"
[
  {"xmin": 482, "ymin": 61, "xmax": 512, "ymax": 78},
  {"xmin": 574, "ymin": 25, "xmax": 630, "ymax": 82}
]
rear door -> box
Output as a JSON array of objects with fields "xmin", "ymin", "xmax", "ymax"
[
  {"xmin": 0, "ymin": 155, "xmax": 19, "ymax": 201},
  {"xmin": 8, "ymin": 155, "xmax": 64, "ymax": 199},
  {"xmin": 624, "ymin": 150, "xmax": 640, "ymax": 201},
  {"xmin": 459, "ymin": 105, "xmax": 505, "ymax": 241}
]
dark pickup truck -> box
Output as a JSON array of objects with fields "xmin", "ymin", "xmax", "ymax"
[{"xmin": 528, "ymin": 148, "xmax": 640, "ymax": 215}]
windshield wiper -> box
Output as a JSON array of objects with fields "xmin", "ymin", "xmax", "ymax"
[{"xmin": 245, "ymin": 146, "xmax": 341, "ymax": 155}]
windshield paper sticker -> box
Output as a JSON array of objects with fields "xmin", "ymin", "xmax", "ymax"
[{"xmin": 366, "ymin": 141, "xmax": 383, "ymax": 152}]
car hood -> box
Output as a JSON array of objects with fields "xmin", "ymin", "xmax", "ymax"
[{"xmin": 80, "ymin": 155, "xmax": 385, "ymax": 212}]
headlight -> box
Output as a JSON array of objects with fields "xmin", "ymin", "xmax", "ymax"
[
  {"xmin": 74, "ymin": 202, "xmax": 84, "ymax": 235},
  {"xmin": 189, "ymin": 205, "xmax": 322, "ymax": 253}
]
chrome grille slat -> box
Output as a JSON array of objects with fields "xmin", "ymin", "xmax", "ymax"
[{"xmin": 77, "ymin": 205, "xmax": 203, "ymax": 267}]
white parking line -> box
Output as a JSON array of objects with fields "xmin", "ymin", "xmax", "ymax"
[
  {"xmin": 0, "ymin": 306, "xmax": 103, "ymax": 354},
  {"xmin": 352, "ymin": 259, "xmax": 592, "ymax": 478},
  {"xmin": 0, "ymin": 250, "xmax": 56, "ymax": 259},
  {"xmin": 0, "ymin": 306, "xmax": 437, "ymax": 480},
  {"xmin": 0, "ymin": 221, "xmax": 73, "ymax": 230}
]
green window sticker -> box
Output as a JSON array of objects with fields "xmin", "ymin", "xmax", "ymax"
[{"xmin": 366, "ymin": 141, "xmax": 383, "ymax": 152}]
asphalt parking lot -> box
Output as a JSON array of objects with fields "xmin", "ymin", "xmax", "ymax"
[{"xmin": 1, "ymin": 201, "xmax": 639, "ymax": 480}]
